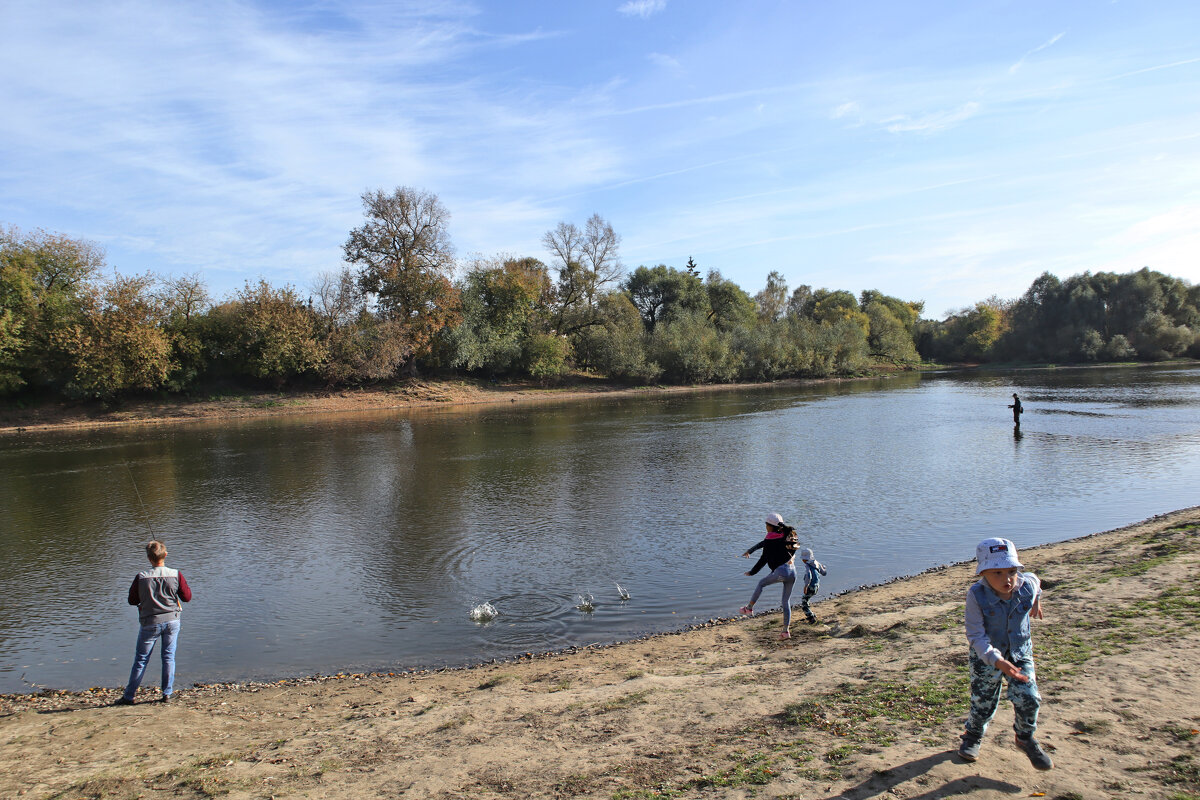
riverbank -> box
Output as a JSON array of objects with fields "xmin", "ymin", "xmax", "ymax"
[
  {"xmin": 0, "ymin": 372, "xmax": 913, "ymax": 435},
  {"xmin": 3, "ymin": 508, "xmax": 1197, "ymax": 799},
  {"xmin": 6, "ymin": 361, "xmax": 1196, "ymax": 437}
]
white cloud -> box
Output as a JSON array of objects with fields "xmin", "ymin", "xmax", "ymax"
[
  {"xmin": 1097, "ymin": 205, "xmax": 1200, "ymax": 283},
  {"xmin": 831, "ymin": 102, "xmax": 859, "ymax": 119},
  {"xmin": 618, "ymin": 0, "xmax": 668, "ymax": 19},
  {"xmin": 648, "ymin": 52, "xmax": 682, "ymax": 71},
  {"xmin": 1009, "ymin": 31, "xmax": 1065, "ymax": 74},
  {"xmin": 883, "ymin": 102, "xmax": 982, "ymax": 134}
]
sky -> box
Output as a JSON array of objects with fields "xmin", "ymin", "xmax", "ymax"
[{"xmin": 2, "ymin": 1, "xmax": 1199, "ymax": 319}]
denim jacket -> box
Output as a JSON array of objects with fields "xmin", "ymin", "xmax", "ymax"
[
  {"xmin": 964, "ymin": 572, "xmax": 1040, "ymax": 666},
  {"xmin": 802, "ymin": 560, "xmax": 822, "ymax": 593}
]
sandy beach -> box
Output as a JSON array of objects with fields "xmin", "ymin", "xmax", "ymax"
[
  {"xmin": 0, "ymin": 374, "xmax": 905, "ymax": 436},
  {"xmin": 2, "ymin": 507, "xmax": 1197, "ymax": 799}
]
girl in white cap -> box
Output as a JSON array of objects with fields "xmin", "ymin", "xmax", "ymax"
[{"xmin": 739, "ymin": 513, "xmax": 799, "ymax": 639}]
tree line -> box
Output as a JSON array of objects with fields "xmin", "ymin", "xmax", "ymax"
[
  {"xmin": 2, "ymin": 187, "xmax": 1197, "ymax": 401},
  {"xmin": 919, "ymin": 269, "xmax": 1200, "ymax": 364}
]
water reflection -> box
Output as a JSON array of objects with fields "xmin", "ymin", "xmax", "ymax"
[{"xmin": 2, "ymin": 365, "xmax": 1200, "ymax": 692}]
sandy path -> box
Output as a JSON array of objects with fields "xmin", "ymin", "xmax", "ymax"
[{"xmin": 3, "ymin": 508, "xmax": 1198, "ymax": 799}]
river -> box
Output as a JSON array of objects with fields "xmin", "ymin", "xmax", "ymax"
[{"xmin": 2, "ymin": 364, "xmax": 1199, "ymax": 693}]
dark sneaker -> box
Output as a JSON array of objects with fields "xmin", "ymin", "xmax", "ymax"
[
  {"xmin": 159, "ymin": 694, "xmax": 171, "ymax": 704},
  {"xmin": 958, "ymin": 733, "xmax": 982, "ymax": 762},
  {"xmin": 113, "ymin": 697, "xmax": 134, "ymax": 706},
  {"xmin": 1015, "ymin": 735, "xmax": 1053, "ymax": 770}
]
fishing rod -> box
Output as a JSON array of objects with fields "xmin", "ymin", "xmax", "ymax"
[{"xmin": 123, "ymin": 461, "xmax": 157, "ymax": 539}]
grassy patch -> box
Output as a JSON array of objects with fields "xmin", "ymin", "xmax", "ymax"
[
  {"xmin": 48, "ymin": 776, "xmax": 141, "ymax": 800},
  {"xmin": 156, "ymin": 753, "xmax": 248, "ymax": 797},
  {"xmin": 1071, "ymin": 718, "xmax": 1111, "ymax": 734},
  {"xmin": 778, "ymin": 674, "xmax": 967, "ymax": 745},
  {"xmin": 435, "ymin": 712, "xmax": 475, "ymax": 731},
  {"xmin": 477, "ymin": 673, "xmax": 515, "ymax": 689},
  {"xmin": 1127, "ymin": 753, "xmax": 1200, "ymax": 794},
  {"xmin": 1161, "ymin": 725, "xmax": 1200, "ymax": 742},
  {"xmin": 689, "ymin": 751, "xmax": 777, "ymax": 789},
  {"xmin": 595, "ymin": 689, "xmax": 653, "ymax": 713}
]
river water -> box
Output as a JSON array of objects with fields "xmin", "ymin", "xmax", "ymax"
[{"xmin": 2, "ymin": 365, "xmax": 1199, "ymax": 694}]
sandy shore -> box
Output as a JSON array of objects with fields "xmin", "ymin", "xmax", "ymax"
[
  {"xmin": 0, "ymin": 374, "xmax": 903, "ymax": 435},
  {"xmin": 2, "ymin": 508, "xmax": 1197, "ymax": 799}
]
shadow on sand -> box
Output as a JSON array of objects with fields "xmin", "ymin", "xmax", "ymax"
[{"xmin": 820, "ymin": 750, "xmax": 1024, "ymax": 799}]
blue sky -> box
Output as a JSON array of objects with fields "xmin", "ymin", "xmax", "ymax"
[{"xmin": 2, "ymin": 1, "xmax": 1199, "ymax": 318}]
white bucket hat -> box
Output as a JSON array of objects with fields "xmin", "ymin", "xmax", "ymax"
[{"xmin": 975, "ymin": 537, "xmax": 1023, "ymax": 574}]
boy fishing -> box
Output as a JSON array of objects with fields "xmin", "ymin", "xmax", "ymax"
[{"xmin": 114, "ymin": 540, "xmax": 192, "ymax": 705}]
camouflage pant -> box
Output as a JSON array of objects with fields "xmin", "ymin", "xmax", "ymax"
[
  {"xmin": 965, "ymin": 650, "xmax": 1041, "ymax": 739},
  {"xmin": 800, "ymin": 586, "xmax": 817, "ymax": 622}
]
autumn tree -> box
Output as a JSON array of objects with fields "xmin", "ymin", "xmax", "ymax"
[
  {"xmin": 810, "ymin": 289, "xmax": 870, "ymax": 334},
  {"xmin": 343, "ymin": 187, "xmax": 461, "ymax": 375},
  {"xmin": 57, "ymin": 273, "xmax": 173, "ymax": 399},
  {"xmin": 0, "ymin": 226, "xmax": 104, "ymax": 393},
  {"xmin": 226, "ymin": 280, "xmax": 326, "ymax": 385},
  {"xmin": 448, "ymin": 255, "xmax": 554, "ymax": 375},
  {"xmin": 158, "ymin": 272, "xmax": 211, "ymax": 391}
]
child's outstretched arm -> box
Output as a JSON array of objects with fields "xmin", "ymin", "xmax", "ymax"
[
  {"xmin": 745, "ymin": 555, "xmax": 769, "ymax": 576},
  {"xmin": 741, "ymin": 541, "xmax": 768, "ymax": 575}
]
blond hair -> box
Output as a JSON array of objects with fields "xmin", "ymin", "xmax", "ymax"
[{"xmin": 145, "ymin": 540, "xmax": 167, "ymax": 562}]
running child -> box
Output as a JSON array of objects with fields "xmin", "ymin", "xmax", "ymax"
[{"xmin": 739, "ymin": 513, "xmax": 799, "ymax": 639}]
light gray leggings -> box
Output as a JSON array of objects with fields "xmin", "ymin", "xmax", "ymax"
[{"xmin": 749, "ymin": 563, "xmax": 796, "ymax": 628}]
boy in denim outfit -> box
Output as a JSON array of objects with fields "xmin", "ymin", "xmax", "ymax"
[
  {"xmin": 959, "ymin": 537, "xmax": 1053, "ymax": 770},
  {"xmin": 798, "ymin": 548, "xmax": 827, "ymax": 624}
]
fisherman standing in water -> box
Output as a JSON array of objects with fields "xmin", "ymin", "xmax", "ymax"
[{"xmin": 1008, "ymin": 393, "xmax": 1023, "ymax": 427}]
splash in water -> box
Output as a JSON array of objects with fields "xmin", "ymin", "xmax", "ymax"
[
  {"xmin": 469, "ymin": 602, "xmax": 498, "ymax": 622},
  {"xmin": 575, "ymin": 593, "xmax": 595, "ymax": 613},
  {"xmin": 615, "ymin": 582, "xmax": 631, "ymax": 601}
]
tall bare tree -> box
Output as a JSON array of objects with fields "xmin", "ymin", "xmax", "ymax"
[
  {"xmin": 542, "ymin": 213, "xmax": 622, "ymax": 334},
  {"xmin": 311, "ymin": 267, "xmax": 363, "ymax": 334}
]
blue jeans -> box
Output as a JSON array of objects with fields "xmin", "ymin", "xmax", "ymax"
[
  {"xmin": 122, "ymin": 620, "xmax": 180, "ymax": 700},
  {"xmin": 749, "ymin": 564, "xmax": 797, "ymax": 628}
]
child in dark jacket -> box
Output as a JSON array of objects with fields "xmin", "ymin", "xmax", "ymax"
[{"xmin": 739, "ymin": 513, "xmax": 799, "ymax": 639}]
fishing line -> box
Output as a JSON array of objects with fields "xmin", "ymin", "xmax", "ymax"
[{"xmin": 123, "ymin": 461, "xmax": 157, "ymax": 539}]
